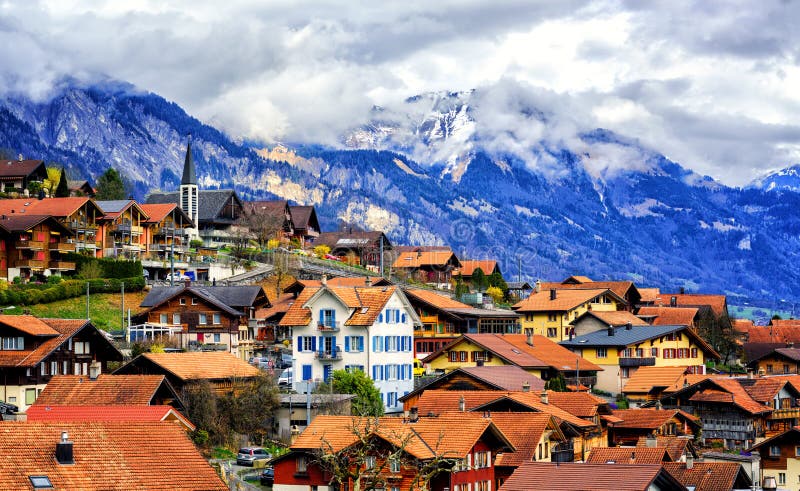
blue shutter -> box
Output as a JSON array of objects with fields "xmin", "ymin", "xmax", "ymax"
[
  {"xmin": 378, "ymin": 312, "xmax": 383, "ymax": 323},
  {"xmin": 402, "ymin": 313, "xmax": 406, "ymax": 323},
  {"xmin": 406, "ymin": 336, "xmax": 412, "ymax": 351},
  {"xmin": 384, "ymin": 336, "xmax": 389, "ymax": 351},
  {"xmin": 345, "ymin": 336, "xmax": 350, "ymax": 352},
  {"xmin": 332, "ymin": 337, "xmax": 337, "ymax": 357},
  {"xmin": 372, "ymin": 365, "xmax": 378, "ymax": 379},
  {"xmin": 319, "ymin": 310, "xmax": 324, "ymax": 326},
  {"xmin": 311, "ymin": 336, "xmax": 316, "ymax": 352},
  {"xmin": 407, "ymin": 364, "xmax": 412, "ymax": 379},
  {"xmin": 332, "ymin": 310, "xmax": 336, "ymax": 327},
  {"xmin": 297, "ymin": 336, "xmax": 303, "ymax": 352},
  {"xmin": 358, "ymin": 336, "xmax": 364, "ymax": 352},
  {"xmin": 380, "ymin": 365, "xmax": 385, "ymax": 380},
  {"xmin": 396, "ymin": 310, "xmax": 400, "ymax": 323},
  {"xmin": 318, "ymin": 336, "xmax": 324, "ymax": 354},
  {"xmin": 302, "ymin": 364, "xmax": 312, "ymax": 381}
]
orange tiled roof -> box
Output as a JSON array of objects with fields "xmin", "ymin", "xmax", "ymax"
[
  {"xmin": 0, "ymin": 197, "xmax": 95, "ymax": 218},
  {"xmin": 539, "ymin": 280, "xmax": 637, "ymax": 301},
  {"xmin": 25, "ymin": 405, "xmax": 195, "ymax": 431},
  {"xmin": 413, "ymin": 390, "xmax": 508, "ymax": 416},
  {"xmin": 0, "ymin": 314, "xmax": 60, "ymax": 336},
  {"xmin": 656, "ymin": 293, "xmax": 728, "ymax": 317},
  {"xmin": 489, "ymin": 412, "xmax": 555, "ymax": 466},
  {"xmin": 0, "ymin": 318, "xmax": 92, "ymax": 368},
  {"xmin": 662, "ymin": 462, "xmax": 744, "ymax": 491},
  {"xmin": 703, "ymin": 378, "xmax": 773, "ymax": 414},
  {"xmin": 636, "ymin": 436, "xmax": 694, "ymax": 461},
  {"xmin": 498, "ymin": 462, "xmax": 675, "ymax": 491},
  {"xmin": 255, "ymin": 293, "xmax": 296, "ymax": 319},
  {"xmin": 743, "ymin": 324, "xmax": 800, "ymax": 343},
  {"xmin": 622, "ymin": 366, "xmax": 692, "ymax": 395},
  {"xmin": 392, "ymin": 250, "xmax": 459, "ymax": 269},
  {"xmin": 501, "ymin": 392, "xmax": 598, "ymax": 428},
  {"xmin": 610, "ymin": 409, "xmax": 699, "ymax": 429},
  {"xmin": 404, "ymin": 288, "xmax": 473, "ymax": 309},
  {"xmin": 636, "ymin": 306, "xmax": 699, "ymax": 326},
  {"xmin": 136, "ymin": 352, "xmax": 261, "ymax": 381},
  {"xmin": 0, "ymin": 421, "xmax": 226, "ymax": 490},
  {"xmin": 742, "ymin": 377, "xmax": 787, "ymax": 403},
  {"xmin": 546, "ymin": 391, "xmax": 607, "ymax": 418},
  {"xmin": 585, "ymin": 446, "xmax": 672, "ymax": 464},
  {"xmin": 638, "ymin": 288, "xmax": 661, "ymax": 303},
  {"xmin": 279, "ymin": 286, "xmax": 398, "ymax": 327},
  {"xmin": 456, "ymin": 260, "xmax": 498, "ymax": 277},
  {"xmin": 575, "ymin": 310, "xmax": 648, "ymax": 326},
  {"xmin": 513, "ymin": 288, "xmax": 622, "ymax": 312},
  {"xmin": 33, "ymin": 375, "xmax": 168, "ymax": 406}
]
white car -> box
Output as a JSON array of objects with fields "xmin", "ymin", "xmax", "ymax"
[
  {"xmin": 165, "ymin": 273, "xmax": 190, "ymax": 282},
  {"xmin": 277, "ymin": 367, "xmax": 292, "ymax": 386}
]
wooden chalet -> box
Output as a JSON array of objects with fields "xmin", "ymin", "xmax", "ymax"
[
  {"xmin": 749, "ymin": 427, "xmax": 800, "ymax": 490},
  {"xmin": 244, "ymin": 200, "xmax": 294, "ymax": 240},
  {"xmin": 392, "ymin": 249, "xmax": 461, "ymax": 288},
  {"xmin": 95, "ymin": 199, "xmax": 149, "ymax": 260},
  {"xmin": 315, "ymin": 230, "xmax": 392, "ymax": 268},
  {"xmin": 33, "ymin": 374, "xmax": 184, "ymax": 411},
  {"xmin": 67, "ymin": 179, "xmax": 95, "ymax": 197},
  {"xmin": 139, "ymin": 203, "xmax": 195, "ymax": 279},
  {"xmin": 0, "ymin": 158, "xmax": 48, "ymax": 193},
  {"xmin": 607, "ymin": 408, "xmax": 701, "ymax": 446},
  {"xmin": 0, "ymin": 214, "xmax": 75, "ymax": 280},
  {"xmin": 288, "ymin": 205, "xmax": 321, "ymax": 245},
  {"xmin": 537, "ymin": 276, "xmax": 642, "ymax": 312},
  {"xmin": 146, "ymin": 189, "xmax": 247, "ymax": 247}
]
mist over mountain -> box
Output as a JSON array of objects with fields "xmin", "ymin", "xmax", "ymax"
[{"xmin": 1, "ymin": 80, "xmax": 798, "ymax": 307}]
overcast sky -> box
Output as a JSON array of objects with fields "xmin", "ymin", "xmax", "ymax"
[{"xmin": 2, "ymin": 0, "xmax": 799, "ymax": 186}]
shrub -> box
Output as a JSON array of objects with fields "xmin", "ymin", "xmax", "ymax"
[{"xmin": 47, "ymin": 275, "xmax": 62, "ymax": 285}]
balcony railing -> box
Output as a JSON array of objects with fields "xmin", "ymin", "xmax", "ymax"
[
  {"xmin": 14, "ymin": 240, "xmax": 44, "ymax": 250},
  {"xmin": 769, "ymin": 407, "xmax": 800, "ymax": 420},
  {"xmin": 70, "ymin": 220, "xmax": 99, "ymax": 231},
  {"xmin": 48, "ymin": 261, "xmax": 76, "ymax": 270},
  {"xmin": 317, "ymin": 321, "xmax": 341, "ymax": 332},
  {"xmin": 49, "ymin": 241, "xmax": 76, "ymax": 252},
  {"xmin": 619, "ymin": 357, "xmax": 656, "ymax": 367},
  {"xmin": 315, "ymin": 348, "xmax": 342, "ymax": 360},
  {"xmin": 13, "ymin": 259, "xmax": 45, "ymax": 269},
  {"xmin": 550, "ymin": 442, "xmax": 575, "ymax": 463}
]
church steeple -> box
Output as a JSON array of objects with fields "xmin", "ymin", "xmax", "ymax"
[{"xmin": 181, "ymin": 135, "xmax": 197, "ymax": 185}]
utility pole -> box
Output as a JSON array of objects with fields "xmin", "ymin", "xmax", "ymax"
[
  {"xmin": 121, "ymin": 282, "xmax": 125, "ymax": 332},
  {"xmin": 379, "ymin": 235, "xmax": 384, "ymax": 278},
  {"xmin": 85, "ymin": 282, "xmax": 90, "ymax": 320},
  {"xmin": 518, "ymin": 255, "xmax": 522, "ymax": 283}
]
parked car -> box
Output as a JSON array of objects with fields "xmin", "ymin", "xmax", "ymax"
[
  {"xmin": 259, "ymin": 467, "xmax": 274, "ymax": 485},
  {"xmin": 277, "ymin": 367, "xmax": 292, "ymax": 386},
  {"xmin": 279, "ymin": 353, "xmax": 293, "ymax": 369},
  {"xmin": 236, "ymin": 447, "xmax": 270, "ymax": 466},
  {"xmin": 324, "ymin": 254, "xmax": 341, "ymax": 261},
  {"xmin": 0, "ymin": 400, "xmax": 18, "ymax": 414},
  {"xmin": 165, "ymin": 272, "xmax": 190, "ymax": 282}
]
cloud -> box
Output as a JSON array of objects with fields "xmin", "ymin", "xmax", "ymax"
[{"xmin": 0, "ymin": 1, "xmax": 799, "ymax": 185}]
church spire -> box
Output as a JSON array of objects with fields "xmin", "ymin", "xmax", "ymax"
[{"xmin": 181, "ymin": 134, "xmax": 197, "ymax": 185}]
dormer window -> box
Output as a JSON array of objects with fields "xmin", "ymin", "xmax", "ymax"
[
  {"xmin": 180, "ymin": 298, "xmax": 186, "ymax": 305},
  {"xmin": 1, "ymin": 336, "xmax": 24, "ymax": 350}
]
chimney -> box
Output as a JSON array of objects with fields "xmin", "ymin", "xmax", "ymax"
[
  {"xmin": 17, "ymin": 154, "xmax": 23, "ymax": 162},
  {"xmin": 410, "ymin": 406, "xmax": 419, "ymax": 422},
  {"xmin": 630, "ymin": 451, "xmax": 635, "ymax": 463},
  {"xmin": 747, "ymin": 369, "xmax": 754, "ymax": 379},
  {"xmin": 568, "ymin": 329, "xmax": 574, "ymax": 341},
  {"xmin": 321, "ymin": 274, "xmax": 327, "ymax": 286},
  {"xmin": 56, "ymin": 431, "xmax": 74, "ymax": 465},
  {"xmin": 550, "ymin": 289, "xmax": 556, "ymax": 300},
  {"xmin": 522, "ymin": 381, "xmax": 530, "ymax": 392},
  {"xmin": 763, "ymin": 476, "xmax": 777, "ymax": 491},
  {"xmin": 625, "ymin": 322, "xmax": 632, "ymax": 331},
  {"xmin": 526, "ymin": 330, "xmax": 534, "ymax": 347},
  {"xmin": 365, "ymin": 276, "xmax": 372, "ymax": 287},
  {"xmin": 184, "ymin": 278, "xmax": 191, "ymax": 288},
  {"xmin": 459, "ymin": 395, "xmax": 465, "ymax": 412},
  {"xmin": 685, "ymin": 453, "xmax": 693, "ymax": 470},
  {"xmin": 540, "ymin": 389, "xmax": 549, "ymax": 405},
  {"xmin": 645, "ymin": 434, "xmax": 657, "ymax": 447},
  {"xmin": 534, "ymin": 279, "xmax": 541, "ymax": 293},
  {"xmin": 607, "ymin": 325, "xmax": 615, "ymax": 336},
  {"xmin": 670, "ymin": 296, "xmax": 677, "ymax": 307},
  {"xmin": 88, "ymin": 361, "xmax": 101, "ymax": 380}
]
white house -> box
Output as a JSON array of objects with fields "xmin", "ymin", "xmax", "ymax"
[{"xmin": 279, "ymin": 283, "xmax": 420, "ymax": 414}]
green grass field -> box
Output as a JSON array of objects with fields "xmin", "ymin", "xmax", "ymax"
[{"xmin": 5, "ymin": 290, "xmax": 148, "ymax": 331}]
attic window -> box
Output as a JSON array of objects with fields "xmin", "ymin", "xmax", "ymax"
[
  {"xmin": 180, "ymin": 298, "xmax": 186, "ymax": 305},
  {"xmin": 29, "ymin": 476, "xmax": 53, "ymax": 489},
  {"xmin": 511, "ymin": 348, "xmax": 521, "ymax": 354},
  {"xmin": 360, "ymin": 307, "xmax": 369, "ymax": 314}
]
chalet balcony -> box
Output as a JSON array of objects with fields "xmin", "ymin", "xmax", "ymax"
[
  {"xmin": 317, "ymin": 321, "xmax": 341, "ymax": 332},
  {"xmin": 49, "ymin": 261, "xmax": 76, "ymax": 271},
  {"xmin": 315, "ymin": 348, "xmax": 342, "ymax": 361},
  {"xmin": 619, "ymin": 357, "xmax": 656, "ymax": 367},
  {"xmin": 564, "ymin": 375, "xmax": 598, "ymax": 387},
  {"xmin": 70, "ymin": 220, "xmax": 99, "ymax": 231},
  {"xmin": 550, "ymin": 442, "xmax": 575, "ymax": 463},
  {"xmin": 13, "ymin": 259, "xmax": 45, "ymax": 269},
  {"xmin": 769, "ymin": 407, "xmax": 800, "ymax": 420},
  {"xmin": 49, "ymin": 241, "xmax": 76, "ymax": 252},
  {"xmin": 14, "ymin": 240, "xmax": 44, "ymax": 250}
]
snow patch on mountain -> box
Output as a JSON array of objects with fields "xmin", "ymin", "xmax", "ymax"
[
  {"xmin": 393, "ymin": 158, "xmax": 427, "ymax": 178},
  {"xmin": 618, "ymin": 198, "xmax": 664, "ymax": 218},
  {"xmin": 340, "ymin": 201, "xmax": 400, "ymax": 233}
]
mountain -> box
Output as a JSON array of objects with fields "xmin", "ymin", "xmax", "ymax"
[
  {"xmin": 1, "ymin": 81, "xmax": 799, "ymax": 309},
  {"xmin": 749, "ymin": 165, "xmax": 800, "ymax": 192}
]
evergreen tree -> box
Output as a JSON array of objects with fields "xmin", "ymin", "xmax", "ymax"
[
  {"xmin": 95, "ymin": 168, "xmax": 127, "ymax": 200},
  {"xmin": 454, "ymin": 273, "xmax": 469, "ymax": 298},
  {"xmin": 545, "ymin": 373, "xmax": 567, "ymax": 392},
  {"xmin": 488, "ymin": 271, "xmax": 509, "ymax": 299},
  {"xmin": 55, "ymin": 168, "xmax": 70, "ymax": 197},
  {"xmin": 471, "ymin": 267, "xmax": 488, "ymax": 291}
]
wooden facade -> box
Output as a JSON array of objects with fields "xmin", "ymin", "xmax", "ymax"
[{"xmin": 0, "ymin": 215, "xmax": 76, "ymax": 280}]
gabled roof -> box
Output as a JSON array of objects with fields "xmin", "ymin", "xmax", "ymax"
[
  {"xmin": 657, "ymin": 293, "xmax": 728, "ymax": 317},
  {"xmin": 743, "ymin": 324, "xmax": 800, "ymax": 343},
  {"xmin": 506, "ymin": 281, "xmax": 532, "ymax": 290},
  {"xmin": 497, "ymin": 462, "xmax": 686, "ymax": 491},
  {"xmin": 95, "ymin": 200, "xmax": 149, "ymax": 221},
  {"xmin": 560, "ymin": 324, "xmax": 721, "ymax": 359},
  {"xmin": 665, "ymin": 377, "xmax": 774, "ymax": 415},
  {"xmin": 749, "ymin": 347, "xmax": 800, "ymax": 365},
  {"xmin": 0, "ymin": 317, "xmax": 123, "ymax": 368},
  {"xmin": 636, "ymin": 435, "xmax": 697, "ymax": 461},
  {"xmin": 490, "ymin": 412, "xmax": 562, "ymax": 467},
  {"xmin": 546, "ymin": 391, "xmax": 609, "ymax": 418},
  {"xmin": 622, "ymin": 366, "xmax": 692, "ymax": 395},
  {"xmin": 0, "ymin": 159, "xmax": 46, "ymax": 178},
  {"xmin": 25, "ymin": 405, "xmax": 195, "ymax": 431},
  {"xmin": 638, "ymin": 287, "xmax": 661, "ymax": 303},
  {"xmin": 539, "ymin": 278, "xmax": 640, "ymax": 301},
  {"xmin": 115, "ymin": 352, "xmax": 261, "ymax": 382},
  {"xmin": 0, "ymin": 197, "xmax": 100, "ymax": 219},
  {"xmin": 279, "ymin": 285, "xmax": 416, "ymax": 327},
  {"xmin": 139, "ymin": 203, "xmax": 193, "ymax": 226},
  {"xmin": 393, "ymin": 250, "xmax": 461, "ymax": 269},
  {"xmin": 610, "ymin": 409, "xmax": 700, "ymax": 429},
  {"xmin": 571, "ymin": 310, "xmax": 648, "ymax": 327},
  {"xmin": 244, "ymin": 200, "xmax": 288, "ymax": 216},
  {"xmin": 0, "ymin": 315, "xmax": 60, "ymax": 336},
  {"xmin": 749, "ymin": 426, "xmax": 800, "ymax": 451},
  {"xmin": 289, "ymin": 205, "xmax": 320, "ymax": 230},
  {"xmin": 284, "ymin": 277, "xmax": 392, "ymax": 291},
  {"xmin": 585, "ymin": 446, "xmax": 672, "ymax": 464},
  {"xmin": 399, "ymin": 366, "xmax": 545, "ymax": 403},
  {"xmin": 457, "ymin": 260, "xmax": 498, "ymax": 277},
  {"xmin": 422, "ymin": 333, "xmax": 603, "ymax": 372},
  {"xmin": 139, "ymin": 285, "xmax": 269, "ymax": 316},
  {"xmin": 662, "ymin": 462, "xmax": 751, "ymax": 491},
  {"xmin": 146, "ymin": 189, "xmax": 243, "ymax": 222},
  {"xmin": 0, "ymin": 421, "xmax": 225, "ymax": 490},
  {"xmin": 0, "ymin": 214, "xmax": 73, "ymax": 235},
  {"xmin": 513, "ymin": 288, "xmax": 625, "ymax": 312},
  {"xmin": 33, "ymin": 375, "xmax": 175, "ymax": 406},
  {"xmin": 316, "ymin": 230, "xmax": 392, "ymax": 250},
  {"xmin": 636, "ymin": 306, "xmax": 700, "ymax": 326},
  {"xmin": 404, "ymin": 288, "xmax": 473, "ymax": 310}
]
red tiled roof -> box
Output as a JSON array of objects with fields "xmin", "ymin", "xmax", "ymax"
[
  {"xmin": 498, "ymin": 462, "xmax": 676, "ymax": 491},
  {"xmin": 0, "ymin": 314, "xmax": 60, "ymax": 336},
  {"xmin": 0, "ymin": 159, "xmax": 44, "ymax": 178},
  {"xmin": 622, "ymin": 366, "xmax": 692, "ymax": 395},
  {"xmin": 636, "ymin": 435, "xmax": 694, "ymax": 461},
  {"xmin": 656, "ymin": 293, "xmax": 727, "ymax": 317},
  {"xmin": 610, "ymin": 409, "xmax": 699, "ymax": 429},
  {"xmin": 0, "ymin": 318, "xmax": 92, "ymax": 368},
  {"xmin": 0, "ymin": 197, "xmax": 96, "ymax": 218},
  {"xmin": 458, "ymin": 365, "xmax": 546, "ymax": 392},
  {"xmin": 638, "ymin": 288, "xmax": 661, "ymax": 303},
  {"xmin": 404, "ymin": 288, "xmax": 473, "ymax": 309},
  {"xmin": 744, "ymin": 324, "xmax": 800, "ymax": 343},
  {"xmin": 513, "ymin": 288, "xmax": 622, "ymax": 312},
  {"xmin": 662, "ymin": 462, "xmax": 744, "ymax": 491},
  {"xmin": 255, "ymin": 293, "xmax": 296, "ymax": 319},
  {"xmin": 279, "ymin": 286, "xmax": 398, "ymax": 327},
  {"xmin": 0, "ymin": 421, "xmax": 226, "ymax": 490},
  {"xmin": 33, "ymin": 375, "xmax": 168, "ymax": 406},
  {"xmin": 139, "ymin": 203, "xmax": 179, "ymax": 223},
  {"xmin": 392, "ymin": 250, "xmax": 460, "ymax": 269},
  {"xmin": 25, "ymin": 405, "xmax": 195, "ymax": 431},
  {"xmin": 546, "ymin": 391, "xmax": 607, "ymax": 418},
  {"xmin": 491, "ymin": 392, "xmax": 597, "ymax": 429},
  {"xmin": 585, "ymin": 446, "xmax": 672, "ymax": 464},
  {"xmin": 490, "ymin": 412, "xmax": 555, "ymax": 466},
  {"xmin": 456, "ymin": 260, "xmax": 498, "ymax": 277},
  {"xmin": 136, "ymin": 352, "xmax": 261, "ymax": 381},
  {"xmin": 636, "ymin": 306, "xmax": 699, "ymax": 326},
  {"xmin": 539, "ymin": 280, "xmax": 637, "ymax": 301}
]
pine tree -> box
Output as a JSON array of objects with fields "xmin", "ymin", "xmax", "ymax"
[
  {"xmin": 55, "ymin": 168, "xmax": 70, "ymax": 197},
  {"xmin": 95, "ymin": 168, "xmax": 127, "ymax": 200}
]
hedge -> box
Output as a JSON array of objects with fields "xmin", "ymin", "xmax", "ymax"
[
  {"xmin": 62, "ymin": 253, "xmax": 143, "ymax": 279},
  {"xmin": 0, "ymin": 277, "xmax": 145, "ymax": 306}
]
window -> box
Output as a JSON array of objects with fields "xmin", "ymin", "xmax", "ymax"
[
  {"xmin": 691, "ymin": 347, "xmax": 698, "ymax": 358},
  {"xmin": 213, "ymin": 313, "xmax": 221, "ymax": 324},
  {"xmin": 172, "ymin": 313, "xmax": 181, "ymax": 325},
  {"xmin": 386, "ymin": 336, "xmax": 398, "ymax": 352},
  {"xmin": 301, "ymin": 337, "xmax": 314, "ymax": 351},
  {"xmin": 767, "ymin": 364, "xmax": 774, "ymax": 374},
  {"xmin": 785, "ymin": 364, "xmax": 791, "ymax": 374},
  {"xmin": 1, "ymin": 336, "xmax": 23, "ymax": 350},
  {"xmin": 320, "ymin": 309, "xmax": 336, "ymax": 327},
  {"xmin": 770, "ymin": 445, "xmax": 781, "ymax": 457},
  {"xmin": 347, "ymin": 336, "xmax": 364, "ymax": 352},
  {"xmin": 538, "ymin": 443, "xmax": 542, "ymax": 460},
  {"xmin": 460, "ymin": 351, "xmax": 468, "ymax": 362},
  {"xmin": 29, "ymin": 476, "xmax": 52, "ymax": 489},
  {"xmin": 25, "ymin": 388, "xmax": 36, "ymax": 405},
  {"xmin": 547, "ymin": 313, "xmax": 557, "ymax": 322},
  {"xmin": 795, "ymin": 446, "xmax": 800, "ymax": 457},
  {"xmin": 50, "ymin": 361, "xmax": 57, "ymax": 375},
  {"xmin": 74, "ymin": 341, "xmax": 89, "ymax": 355},
  {"xmin": 213, "ymin": 333, "xmax": 221, "ymax": 343},
  {"xmin": 365, "ymin": 456, "xmax": 376, "ymax": 470},
  {"xmin": 449, "ymin": 351, "xmax": 459, "ymax": 362},
  {"xmin": 547, "ymin": 327, "xmax": 557, "ymax": 338},
  {"xmin": 159, "ymin": 313, "xmax": 168, "ymax": 324},
  {"xmin": 596, "ymin": 348, "xmax": 607, "ymax": 358},
  {"xmin": 621, "ymin": 367, "xmax": 631, "ymax": 378},
  {"xmin": 779, "ymin": 473, "xmax": 786, "ymax": 485},
  {"xmin": 389, "ymin": 459, "xmax": 400, "ymax": 473},
  {"xmin": 191, "ymin": 298, "xmax": 198, "ymax": 305},
  {"xmin": 651, "ymin": 347, "xmax": 659, "ymax": 357},
  {"xmin": 296, "ymin": 455, "xmax": 307, "ymax": 473},
  {"xmin": 40, "ymin": 362, "xmax": 47, "ymax": 376},
  {"xmin": 198, "ymin": 313, "xmax": 207, "ymax": 324},
  {"xmin": 179, "ymin": 297, "xmax": 186, "ymax": 305}
]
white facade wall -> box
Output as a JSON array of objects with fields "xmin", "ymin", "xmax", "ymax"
[
  {"xmin": 0, "ymin": 383, "xmax": 46, "ymax": 412},
  {"xmin": 291, "ymin": 290, "xmax": 415, "ymax": 414}
]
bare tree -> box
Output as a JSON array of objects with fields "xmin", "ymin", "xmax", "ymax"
[{"xmin": 243, "ymin": 211, "xmax": 286, "ymax": 249}]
